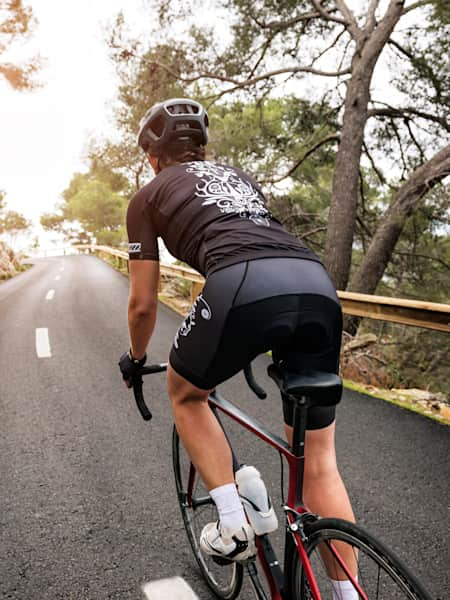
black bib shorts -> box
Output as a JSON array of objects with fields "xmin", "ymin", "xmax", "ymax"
[{"xmin": 169, "ymin": 257, "xmax": 342, "ymax": 430}]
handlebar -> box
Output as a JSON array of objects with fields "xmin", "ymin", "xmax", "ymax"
[
  {"xmin": 131, "ymin": 362, "xmax": 266, "ymax": 421},
  {"xmin": 132, "ymin": 363, "xmax": 168, "ymax": 421},
  {"xmin": 243, "ymin": 364, "xmax": 267, "ymax": 399}
]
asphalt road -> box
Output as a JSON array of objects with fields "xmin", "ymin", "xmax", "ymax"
[{"xmin": 0, "ymin": 256, "xmax": 448, "ymax": 600}]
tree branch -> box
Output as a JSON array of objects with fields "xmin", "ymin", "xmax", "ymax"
[
  {"xmin": 393, "ymin": 251, "xmax": 450, "ymax": 270},
  {"xmin": 388, "ymin": 37, "xmax": 414, "ymax": 60},
  {"xmin": 402, "ymin": 0, "xmax": 434, "ymax": 15},
  {"xmin": 263, "ymin": 133, "xmax": 340, "ymax": 184},
  {"xmin": 334, "ymin": 0, "xmax": 362, "ymax": 38},
  {"xmin": 362, "ymin": 141, "xmax": 387, "ymax": 186},
  {"xmin": 368, "ymin": 105, "xmax": 450, "ymax": 132},
  {"xmin": 365, "ymin": 0, "xmax": 380, "ymax": 33},
  {"xmin": 301, "ymin": 225, "xmax": 328, "ymax": 239},
  {"xmin": 389, "ymin": 117, "xmax": 409, "ymax": 177},
  {"xmin": 252, "ymin": 10, "xmax": 322, "ymax": 31},
  {"xmin": 143, "ymin": 58, "xmax": 351, "ymax": 91},
  {"xmin": 357, "ymin": 213, "xmax": 374, "ymax": 239},
  {"xmin": 205, "ymin": 67, "xmax": 351, "ymax": 101},
  {"xmin": 404, "ymin": 117, "xmax": 426, "ymax": 162},
  {"xmin": 312, "ymin": 27, "xmax": 348, "ymax": 64},
  {"xmin": 247, "ymin": 31, "xmax": 279, "ymax": 80},
  {"xmin": 310, "ymin": 1, "xmax": 349, "ymax": 27}
]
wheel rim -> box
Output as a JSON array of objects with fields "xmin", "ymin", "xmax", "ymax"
[
  {"xmin": 295, "ymin": 526, "xmax": 428, "ymax": 599},
  {"xmin": 173, "ymin": 429, "xmax": 243, "ymax": 599}
]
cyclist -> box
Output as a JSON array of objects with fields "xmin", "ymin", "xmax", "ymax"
[{"xmin": 119, "ymin": 98, "xmax": 356, "ymax": 589}]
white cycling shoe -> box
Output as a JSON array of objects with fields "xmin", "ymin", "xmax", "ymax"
[{"xmin": 200, "ymin": 521, "xmax": 256, "ymax": 564}]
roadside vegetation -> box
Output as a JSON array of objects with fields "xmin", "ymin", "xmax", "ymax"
[
  {"xmin": 0, "ymin": 1, "xmax": 41, "ymax": 278},
  {"xmin": 0, "ymin": 191, "xmax": 31, "ymax": 279},
  {"xmin": 40, "ymin": 1, "xmax": 449, "ymax": 398}
]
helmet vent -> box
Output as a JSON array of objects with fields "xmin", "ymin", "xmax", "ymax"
[
  {"xmin": 175, "ymin": 121, "xmax": 201, "ymax": 132},
  {"xmin": 167, "ymin": 103, "xmax": 199, "ymax": 115},
  {"xmin": 149, "ymin": 115, "xmax": 165, "ymax": 137}
]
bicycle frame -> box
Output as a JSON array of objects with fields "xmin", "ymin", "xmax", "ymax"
[
  {"xmin": 137, "ymin": 363, "xmax": 431, "ymax": 600},
  {"xmin": 137, "ymin": 363, "xmax": 350, "ymax": 600},
  {"xmin": 205, "ymin": 388, "xmax": 323, "ymax": 600}
]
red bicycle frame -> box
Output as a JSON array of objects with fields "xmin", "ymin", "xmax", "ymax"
[{"xmin": 206, "ymin": 388, "xmax": 325, "ymax": 600}]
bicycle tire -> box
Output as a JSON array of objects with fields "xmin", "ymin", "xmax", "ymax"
[
  {"xmin": 172, "ymin": 426, "xmax": 244, "ymax": 600},
  {"xmin": 286, "ymin": 518, "xmax": 432, "ymax": 600}
]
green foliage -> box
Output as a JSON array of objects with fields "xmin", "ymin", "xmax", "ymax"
[
  {"xmin": 40, "ymin": 212, "xmax": 65, "ymax": 233},
  {"xmin": 360, "ymin": 321, "xmax": 450, "ymax": 396},
  {"xmin": 0, "ymin": 209, "xmax": 30, "ymax": 234},
  {"xmin": 210, "ymin": 96, "xmax": 338, "ymax": 179},
  {"xmin": 376, "ymin": 184, "xmax": 450, "ymax": 304},
  {"xmin": 0, "ymin": 193, "xmax": 31, "ymax": 237},
  {"xmin": 42, "ymin": 171, "xmax": 128, "ymax": 247},
  {"xmin": 0, "ymin": 0, "xmax": 41, "ymax": 89}
]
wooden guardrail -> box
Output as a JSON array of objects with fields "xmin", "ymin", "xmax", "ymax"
[{"xmin": 73, "ymin": 244, "xmax": 450, "ymax": 333}]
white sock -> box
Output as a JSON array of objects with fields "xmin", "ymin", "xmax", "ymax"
[
  {"xmin": 209, "ymin": 483, "xmax": 247, "ymax": 535},
  {"xmin": 331, "ymin": 578, "xmax": 359, "ymax": 600}
]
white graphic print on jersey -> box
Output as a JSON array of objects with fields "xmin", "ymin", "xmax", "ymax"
[
  {"xmin": 186, "ymin": 162, "xmax": 271, "ymax": 227},
  {"xmin": 174, "ymin": 294, "xmax": 212, "ymax": 349}
]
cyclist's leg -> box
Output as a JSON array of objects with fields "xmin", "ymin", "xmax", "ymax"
[
  {"xmin": 167, "ymin": 364, "xmax": 255, "ymax": 561},
  {"xmin": 167, "ymin": 363, "xmax": 234, "ymax": 491},
  {"xmin": 284, "ymin": 421, "xmax": 357, "ymax": 579},
  {"xmin": 167, "ymin": 262, "xmax": 249, "ymax": 494},
  {"xmin": 283, "ymin": 421, "xmax": 355, "ymax": 524},
  {"xmin": 168, "ymin": 263, "xmax": 256, "ymax": 561}
]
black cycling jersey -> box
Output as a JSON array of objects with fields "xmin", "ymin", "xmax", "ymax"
[{"xmin": 126, "ymin": 160, "xmax": 320, "ymax": 275}]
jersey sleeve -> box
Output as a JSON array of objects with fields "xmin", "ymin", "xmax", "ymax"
[{"xmin": 126, "ymin": 189, "xmax": 160, "ymax": 261}]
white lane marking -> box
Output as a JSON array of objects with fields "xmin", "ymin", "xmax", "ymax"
[
  {"xmin": 45, "ymin": 289, "xmax": 55, "ymax": 300},
  {"xmin": 59, "ymin": 266, "xmax": 64, "ymax": 272},
  {"xmin": 54, "ymin": 275, "xmax": 61, "ymax": 281},
  {"xmin": 142, "ymin": 577, "xmax": 199, "ymax": 599},
  {"xmin": 35, "ymin": 328, "xmax": 52, "ymax": 358}
]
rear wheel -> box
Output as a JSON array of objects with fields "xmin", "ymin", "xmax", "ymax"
[
  {"xmin": 287, "ymin": 518, "xmax": 432, "ymax": 600},
  {"xmin": 172, "ymin": 426, "xmax": 244, "ymax": 600}
]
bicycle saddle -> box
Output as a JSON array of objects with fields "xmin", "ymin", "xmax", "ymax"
[{"xmin": 267, "ymin": 364, "xmax": 342, "ymax": 407}]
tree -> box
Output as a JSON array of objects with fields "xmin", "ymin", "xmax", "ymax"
[
  {"xmin": 0, "ymin": 192, "xmax": 31, "ymax": 236},
  {"xmin": 350, "ymin": 144, "xmax": 450, "ymax": 295},
  {"xmin": 42, "ymin": 171, "xmax": 128, "ymax": 247},
  {"xmin": 118, "ymin": 0, "xmax": 449, "ymax": 296},
  {"xmin": 0, "ymin": 200, "xmax": 31, "ymax": 249},
  {"xmin": 0, "ymin": 0, "xmax": 41, "ymax": 89},
  {"xmin": 0, "ymin": 209, "xmax": 30, "ymax": 234}
]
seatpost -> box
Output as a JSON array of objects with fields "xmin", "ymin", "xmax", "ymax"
[{"xmin": 291, "ymin": 396, "xmax": 308, "ymax": 507}]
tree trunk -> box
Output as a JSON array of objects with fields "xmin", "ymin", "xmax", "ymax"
[
  {"xmin": 323, "ymin": 1, "xmax": 405, "ymax": 290},
  {"xmin": 323, "ymin": 69, "xmax": 371, "ymax": 290},
  {"xmin": 350, "ymin": 143, "xmax": 450, "ymax": 296}
]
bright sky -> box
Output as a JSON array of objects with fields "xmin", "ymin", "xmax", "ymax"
[{"xmin": 0, "ymin": 0, "xmax": 150, "ymax": 236}]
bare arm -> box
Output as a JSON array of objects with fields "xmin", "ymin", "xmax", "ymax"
[{"xmin": 127, "ymin": 260, "xmax": 160, "ymax": 360}]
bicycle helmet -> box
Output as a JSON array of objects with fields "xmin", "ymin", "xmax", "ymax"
[{"xmin": 137, "ymin": 98, "xmax": 209, "ymax": 154}]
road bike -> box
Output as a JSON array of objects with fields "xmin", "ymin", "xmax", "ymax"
[{"xmin": 131, "ymin": 362, "xmax": 432, "ymax": 600}]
